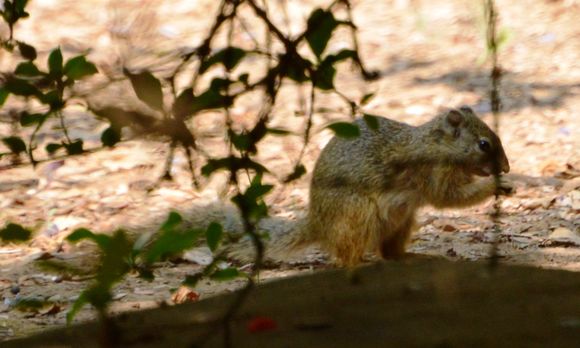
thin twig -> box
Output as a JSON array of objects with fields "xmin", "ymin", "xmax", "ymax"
[{"xmin": 485, "ymin": 0, "xmax": 504, "ymax": 270}]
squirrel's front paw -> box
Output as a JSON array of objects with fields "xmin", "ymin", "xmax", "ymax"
[{"xmin": 496, "ymin": 177, "xmax": 514, "ymax": 195}]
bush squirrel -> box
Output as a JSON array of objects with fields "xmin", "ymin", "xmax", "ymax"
[{"xmin": 234, "ymin": 106, "xmax": 512, "ymax": 267}]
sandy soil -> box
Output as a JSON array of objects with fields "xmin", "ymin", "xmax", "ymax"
[{"xmin": 0, "ymin": 0, "xmax": 578, "ymax": 340}]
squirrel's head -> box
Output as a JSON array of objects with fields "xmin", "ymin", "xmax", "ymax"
[{"xmin": 430, "ymin": 106, "xmax": 510, "ymax": 177}]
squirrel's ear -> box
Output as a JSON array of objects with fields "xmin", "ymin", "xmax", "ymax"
[
  {"xmin": 446, "ymin": 109, "xmax": 463, "ymax": 127},
  {"xmin": 458, "ymin": 105, "xmax": 475, "ymax": 116}
]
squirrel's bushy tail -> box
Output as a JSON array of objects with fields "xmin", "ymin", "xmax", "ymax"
[{"xmin": 226, "ymin": 214, "xmax": 313, "ymax": 263}]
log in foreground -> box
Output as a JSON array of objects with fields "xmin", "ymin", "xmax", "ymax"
[{"xmin": 4, "ymin": 259, "xmax": 580, "ymax": 347}]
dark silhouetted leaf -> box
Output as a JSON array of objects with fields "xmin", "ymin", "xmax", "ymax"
[
  {"xmin": 206, "ymin": 222, "xmax": 223, "ymax": 252},
  {"xmin": 325, "ymin": 49, "xmax": 356, "ymax": 64},
  {"xmin": 305, "ymin": 9, "xmax": 339, "ymax": 59},
  {"xmin": 188, "ymin": 87, "xmax": 231, "ymax": 115},
  {"xmin": 200, "ymin": 47, "xmax": 247, "ymax": 73},
  {"xmin": 64, "ymin": 56, "xmax": 98, "ymax": 80},
  {"xmin": 39, "ymin": 90, "xmax": 64, "ymax": 110},
  {"xmin": 172, "ymin": 88, "xmax": 195, "ymax": 119},
  {"xmin": 201, "ymin": 156, "xmax": 268, "ymax": 177},
  {"xmin": 327, "ymin": 122, "xmax": 360, "ymax": 138},
  {"xmin": 0, "ymin": 88, "xmax": 8, "ymax": 106},
  {"xmin": 229, "ymin": 131, "xmax": 254, "ymax": 152},
  {"xmin": 4, "ymin": 77, "xmax": 39, "ymax": 96},
  {"xmin": 284, "ymin": 164, "xmax": 306, "ymax": 183},
  {"xmin": 284, "ymin": 56, "xmax": 311, "ymax": 83},
  {"xmin": 267, "ymin": 128, "xmax": 291, "ymax": 135},
  {"xmin": 125, "ymin": 70, "xmax": 164, "ymax": 111},
  {"xmin": 64, "ymin": 139, "xmax": 83, "ymax": 155},
  {"xmin": 2, "ymin": 136, "xmax": 26, "ymax": 154},
  {"xmin": 312, "ymin": 62, "xmax": 336, "ymax": 90},
  {"xmin": 17, "ymin": 41, "xmax": 36, "ymax": 60},
  {"xmin": 238, "ymin": 73, "xmax": 249, "ymax": 84},
  {"xmin": 48, "ymin": 47, "xmax": 63, "ymax": 77},
  {"xmin": 101, "ymin": 126, "xmax": 120, "ymax": 147},
  {"xmin": 45, "ymin": 143, "xmax": 62, "ymax": 155},
  {"xmin": 14, "ymin": 61, "xmax": 41, "ymax": 76},
  {"xmin": 363, "ymin": 114, "xmax": 380, "ymax": 130},
  {"xmin": 210, "ymin": 268, "xmax": 244, "ymax": 281},
  {"xmin": 91, "ymin": 106, "xmax": 157, "ymax": 130},
  {"xmin": 0, "ymin": 223, "xmax": 32, "ymax": 242}
]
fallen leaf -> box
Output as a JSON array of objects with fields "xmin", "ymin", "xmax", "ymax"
[
  {"xmin": 247, "ymin": 316, "xmax": 277, "ymax": 333},
  {"xmin": 40, "ymin": 304, "xmax": 62, "ymax": 316},
  {"xmin": 171, "ymin": 286, "xmax": 200, "ymax": 304}
]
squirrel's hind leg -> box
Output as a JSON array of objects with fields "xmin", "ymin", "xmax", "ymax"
[
  {"xmin": 378, "ymin": 215, "xmax": 417, "ymax": 260},
  {"xmin": 310, "ymin": 192, "xmax": 378, "ymax": 267}
]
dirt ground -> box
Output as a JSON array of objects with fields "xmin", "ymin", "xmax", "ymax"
[{"xmin": 0, "ymin": 0, "xmax": 579, "ymax": 341}]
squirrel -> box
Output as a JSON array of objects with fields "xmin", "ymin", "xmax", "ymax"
[
  {"xmin": 303, "ymin": 106, "xmax": 512, "ymax": 266},
  {"xmin": 229, "ymin": 106, "xmax": 512, "ymax": 266}
]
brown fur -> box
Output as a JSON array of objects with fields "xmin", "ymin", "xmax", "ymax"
[{"xmin": 303, "ymin": 106, "xmax": 511, "ymax": 266}]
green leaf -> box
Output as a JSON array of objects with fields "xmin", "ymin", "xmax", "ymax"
[
  {"xmin": 143, "ymin": 211, "xmax": 203, "ymax": 264},
  {"xmin": 160, "ymin": 212, "xmax": 183, "ymax": 233},
  {"xmin": 66, "ymin": 292, "xmax": 88, "ymax": 324},
  {"xmin": 45, "ymin": 143, "xmax": 63, "ymax": 155},
  {"xmin": 14, "ymin": 0, "xmax": 30, "ymax": 14},
  {"xmin": 183, "ymin": 274, "xmax": 203, "ymax": 288},
  {"xmin": 210, "ymin": 268, "xmax": 243, "ymax": 281},
  {"xmin": 48, "ymin": 47, "xmax": 63, "ymax": 77},
  {"xmin": 64, "ymin": 56, "xmax": 98, "ymax": 80},
  {"xmin": 305, "ymin": 9, "xmax": 339, "ymax": 59},
  {"xmin": 101, "ymin": 126, "xmax": 121, "ymax": 147},
  {"xmin": 327, "ymin": 122, "xmax": 360, "ymax": 138},
  {"xmin": 125, "ymin": 70, "xmax": 164, "ymax": 112},
  {"xmin": 4, "ymin": 77, "xmax": 39, "ymax": 96},
  {"xmin": 497, "ymin": 27, "xmax": 513, "ymax": 51},
  {"xmin": 145, "ymin": 228, "xmax": 203, "ymax": 264},
  {"xmin": 2, "ymin": 136, "xmax": 27, "ymax": 154},
  {"xmin": 206, "ymin": 222, "xmax": 223, "ymax": 252},
  {"xmin": 363, "ymin": 114, "xmax": 380, "ymax": 131},
  {"xmin": 360, "ymin": 93, "xmax": 375, "ymax": 106},
  {"xmin": 17, "ymin": 41, "xmax": 37, "ymax": 60},
  {"xmin": 0, "ymin": 223, "xmax": 32, "ymax": 242},
  {"xmin": 64, "ymin": 139, "xmax": 83, "ymax": 155},
  {"xmin": 66, "ymin": 228, "xmax": 111, "ymax": 250},
  {"xmin": 200, "ymin": 47, "xmax": 247, "ymax": 73},
  {"xmin": 15, "ymin": 61, "xmax": 42, "ymax": 76},
  {"xmin": 0, "ymin": 88, "xmax": 9, "ymax": 106},
  {"xmin": 14, "ymin": 297, "xmax": 49, "ymax": 312}
]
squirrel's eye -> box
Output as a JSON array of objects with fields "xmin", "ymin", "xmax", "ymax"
[{"xmin": 478, "ymin": 139, "xmax": 491, "ymax": 152}]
